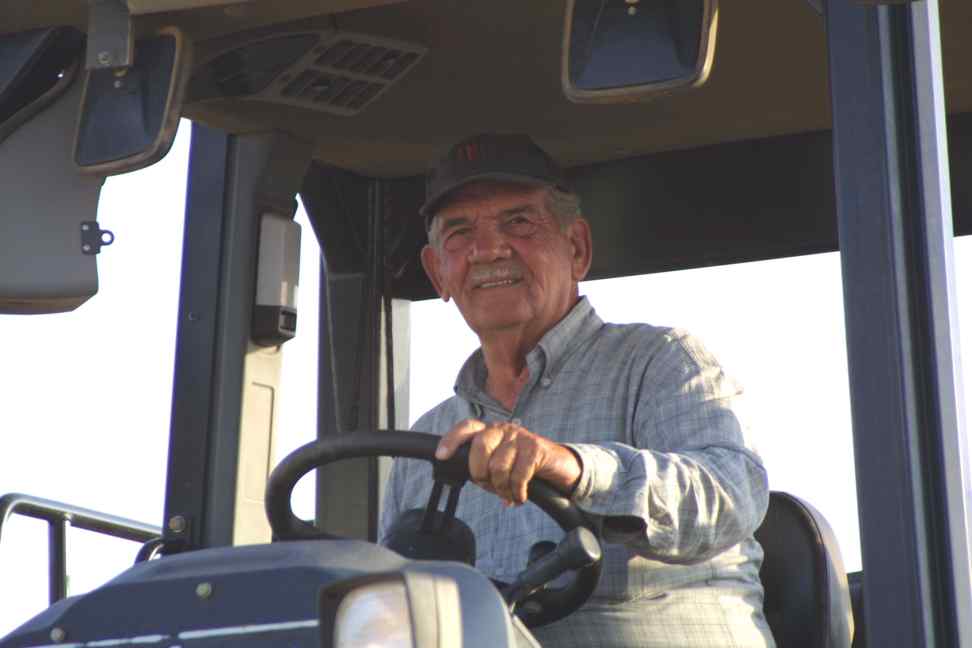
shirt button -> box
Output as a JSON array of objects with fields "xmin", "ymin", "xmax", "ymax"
[
  {"xmin": 512, "ymin": 418, "xmax": 522, "ymax": 426},
  {"xmin": 541, "ymin": 377, "xmax": 552, "ymax": 387}
]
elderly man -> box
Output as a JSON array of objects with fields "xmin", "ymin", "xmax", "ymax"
[{"xmin": 379, "ymin": 133, "xmax": 775, "ymax": 647}]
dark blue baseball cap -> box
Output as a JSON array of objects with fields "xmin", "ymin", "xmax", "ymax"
[{"xmin": 420, "ymin": 133, "xmax": 571, "ymax": 232}]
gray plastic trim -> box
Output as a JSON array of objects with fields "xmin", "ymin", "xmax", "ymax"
[{"xmin": 0, "ymin": 71, "xmax": 103, "ymax": 314}]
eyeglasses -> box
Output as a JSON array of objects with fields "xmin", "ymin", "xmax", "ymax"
[{"xmin": 439, "ymin": 212, "xmax": 542, "ymax": 253}]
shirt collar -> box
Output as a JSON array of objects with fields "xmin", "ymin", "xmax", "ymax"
[{"xmin": 453, "ymin": 296, "xmax": 603, "ymax": 406}]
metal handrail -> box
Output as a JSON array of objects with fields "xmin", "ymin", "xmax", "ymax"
[{"xmin": 0, "ymin": 492, "xmax": 161, "ymax": 604}]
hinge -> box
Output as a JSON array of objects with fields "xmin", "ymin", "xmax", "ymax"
[{"xmin": 81, "ymin": 221, "xmax": 115, "ymax": 255}]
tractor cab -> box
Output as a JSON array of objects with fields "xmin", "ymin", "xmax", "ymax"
[{"xmin": 1, "ymin": 1, "xmax": 971, "ymax": 646}]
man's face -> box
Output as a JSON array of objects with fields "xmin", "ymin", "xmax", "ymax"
[{"xmin": 420, "ymin": 181, "xmax": 592, "ymax": 341}]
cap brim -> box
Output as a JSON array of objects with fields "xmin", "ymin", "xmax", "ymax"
[{"xmin": 421, "ymin": 172, "xmax": 558, "ymax": 230}]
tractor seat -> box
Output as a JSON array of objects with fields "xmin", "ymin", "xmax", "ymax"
[{"xmin": 754, "ymin": 491, "xmax": 855, "ymax": 648}]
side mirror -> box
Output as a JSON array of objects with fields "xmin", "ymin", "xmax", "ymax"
[
  {"xmin": 74, "ymin": 26, "xmax": 191, "ymax": 175},
  {"xmin": 0, "ymin": 27, "xmax": 108, "ymax": 315},
  {"xmin": 561, "ymin": 0, "xmax": 718, "ymax": 104},
  {"xmin": 0, "ymin": 63, "xmax": 105, "ymax": 314}
]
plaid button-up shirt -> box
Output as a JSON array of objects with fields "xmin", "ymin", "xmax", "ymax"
[{"xmin": 380, "ymin": 298, "xmax": 775, "ymax": 647}]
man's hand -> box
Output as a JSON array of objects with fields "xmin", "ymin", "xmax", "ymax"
[{"xmin": 435, "ymin": 419, "xmax": 582, "ymax": 506}]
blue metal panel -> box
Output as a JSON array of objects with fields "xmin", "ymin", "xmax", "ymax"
[
  {"xmin": 825, "ymin": 1, "xmax": 971, "ymax": 645},
  {"xmin": 163, "ymin": 123, "xmax": 233, "ymax": 552}
]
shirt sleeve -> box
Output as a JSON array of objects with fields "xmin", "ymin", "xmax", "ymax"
[{"xmin": 564, "ymin": 330, "xmax": 769, "ymax": 564}]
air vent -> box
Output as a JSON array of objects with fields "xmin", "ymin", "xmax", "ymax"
[
  {"xmin": 190, "ymin": 31, "xmax": 426, "ymax": 117},
  {"xmin": 313, "ymin": 40, "xmax": 421, "ymax": 80},
  {"xmin": 281, "ymin": 71, "xmax": 384, "ymax": 111}
]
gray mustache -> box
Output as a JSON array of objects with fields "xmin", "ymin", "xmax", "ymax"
[{"xmin": 469, "ymin": 265, "xmax": 524, "ymax": 286}]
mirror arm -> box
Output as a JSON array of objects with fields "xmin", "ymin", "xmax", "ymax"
[{"xmin": 86, "ymin": 0, "xmax": 133, "ymax": 70}]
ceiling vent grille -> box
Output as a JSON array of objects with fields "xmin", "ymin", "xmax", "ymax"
[{"xmin": 191, "ymin": 31, "xmax": 426, "ymax": 117}]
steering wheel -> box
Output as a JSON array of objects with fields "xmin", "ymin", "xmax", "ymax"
[{"xmin": 265, "ymin": 430, "xmax": 602, "ymax": 628}]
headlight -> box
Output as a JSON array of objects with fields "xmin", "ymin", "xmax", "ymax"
[{"xmin": 333, "ymin": 581, "xmax": 415, "ymax": 648}]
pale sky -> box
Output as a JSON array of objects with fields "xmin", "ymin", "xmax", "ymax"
[{"xmin": 2, "ymin": 122, "xmax": 971, "ymax": 636}]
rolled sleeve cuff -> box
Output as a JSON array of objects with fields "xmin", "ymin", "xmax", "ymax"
[
  {"xmin": 562, "ymin": 442, "xmax": 653, "ymax": 545},
  {"xmin": 563, "ymin": 442, "xmax": 620, "ymax": 509}
]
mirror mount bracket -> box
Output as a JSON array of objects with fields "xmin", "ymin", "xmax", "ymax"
[{"xmin": 86, "ymin": 0, "xmax": 133, "ymax": 71}]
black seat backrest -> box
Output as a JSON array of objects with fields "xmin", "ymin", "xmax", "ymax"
[{"xmin": 754, "ymin": 491, "xmax": 855, "ymax": 648}]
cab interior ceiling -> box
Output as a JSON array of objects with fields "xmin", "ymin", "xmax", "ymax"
[
  {"xmin": 4, "ymin": 0, "xmax": 970, "ymax": 297},
  {"xmin": 5, "ymin": 0, "xmax": 971, "ymax": 177}
]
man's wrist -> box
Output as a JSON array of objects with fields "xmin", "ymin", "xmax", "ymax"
[
  {"xmin": 559, "ymin": 444, "xmax": 584, "ymax": 497},
  {"xmin": 564, "ymin": 446, "xmax": 584, "ymax": 497}
]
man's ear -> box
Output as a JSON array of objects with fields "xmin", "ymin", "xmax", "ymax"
[
  {"xmin": 420, "ymin": 244, "xmax": 451, "ymax": 302},
  {"xmin": 567, "ymin": 218, "xmax": 593, "ymax": 282}
]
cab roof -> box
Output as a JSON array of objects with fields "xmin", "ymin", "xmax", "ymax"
[{"xmin": 4, "ymin": 0, "xmax": 970, "ymax": 177}]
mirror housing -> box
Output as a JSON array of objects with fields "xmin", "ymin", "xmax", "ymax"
[
  {"xmin": 0, "ymin": 69, "xmax": 105, "ymax": 314},
  {"xmin": 561, "ymin": 0, "xmax": 718, "ymax": 104},
  {"xmin": 0, "ymin": 27, "xmax": 85, "ymax": 146},
  {"xmin": 74, "ymin": 26, "xmax": 190, "ymax": 175}
]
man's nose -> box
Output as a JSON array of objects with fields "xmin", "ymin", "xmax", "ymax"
[{"xmin": 468, "ymin": 223, "xmax": 511, "ymax": 261}]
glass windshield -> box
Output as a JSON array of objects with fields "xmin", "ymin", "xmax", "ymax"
[{"xmin": 410, "ymin": 239, "xmax": 972, "ymax": 572}]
